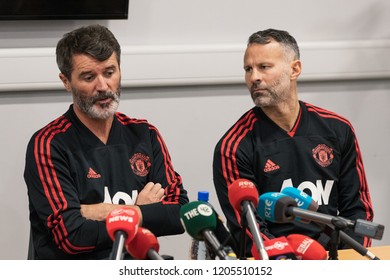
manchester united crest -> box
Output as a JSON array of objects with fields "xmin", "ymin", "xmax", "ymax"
[
  {"xmin": 312, "ymin": 144, "xmax": 334, "ymax": 167},
  {"xmin": 129, "ymin": 153, "xmax": 151, "ymax": 176}
]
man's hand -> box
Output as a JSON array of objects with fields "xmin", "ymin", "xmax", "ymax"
[
  {"xmin": 135, "ymin": 182, "xmax": 165, "ymax": 205},
  {"xmin": 80, "ymin": 182, "xmax": 164, "ymax": 224},
  {"xmin": 80, "ymin": 203, "xmax": 143, "ymax": 225}
]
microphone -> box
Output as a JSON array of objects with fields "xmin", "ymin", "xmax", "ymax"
[
  {"xmin": 180, "ymin": 201, "xmax": 233, "ymax": 260},
  {"xmin": 286, "ymin": 234, "xmax": 327, "ymax": 260},
  {"xmin": 258, "ymin": 192, "xmax": 384, "ymax": 240},
  {"xmin": 196, "ymin": 190, "xmax": 238, "ymax": 255},
  {"xmin": 106, "ymin": 207, "xmax": 139, "ymax": 260},
  {"xmin": 254, "ymin": 236, "xmax": 297, "ymax": 260},
  {"xmin": 228, "ymin": 178, "xmax": 268, "ymax": 260},
  {"xmin": 268, "ymin": 190, "xmax": 381, "ymax": 260},
  {"xmin": 258, "ymin": 192, "xmax": 297, "ymax": 223},
  {"xmin": 126, "ymin": 227, "xmax": 164, "ymax": 260},
  {"xmin": 281, "ymin": 187, "xmax": 318, "ymax": 223}
]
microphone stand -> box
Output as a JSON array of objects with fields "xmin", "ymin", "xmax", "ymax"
[
  {"xmin": 327, "ymin": 217, "xmax": 349, "ymax": 260},
  {"xmin": 241, "ymin": 202, "xmax": 269, "ymax": 260},
  {"xmin": 239, "ymin": 211, "xmax": 248, "ymax": 260},
  {"xmin": 147, "ymin": 250, "xmax": 165, "ymax": 260},
  {"xmin": 203, "ymin": 231, "xmax": 230, "ymax": 260},
  {"xmin": 324, "ymin": 224, "xmax": 381, "ymax": 260},
  {"xmin": 109, "ymin": 231, "xmax": 126, "ymax": 260},
  {"xmin": 328, "ymin": 228, "xmax": 340, "ymax": 260}
]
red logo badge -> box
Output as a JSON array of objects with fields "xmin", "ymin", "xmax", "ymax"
[
  {"xmin": 312, "ymin": 144, "xmax": 334, "ymax": 167},
  {"xmin": 130, "ymin": 153, "xmax": 151, "ymax": 177}
]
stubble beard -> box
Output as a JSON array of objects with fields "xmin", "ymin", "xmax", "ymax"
[{"xmin": 251, "ymin": 72, "xmax": 291, "ymax": 108}]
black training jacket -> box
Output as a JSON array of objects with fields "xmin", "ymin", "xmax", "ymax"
[{"xmin": 24, "ymin": 105, "xmax": 188, "ymax": 259}]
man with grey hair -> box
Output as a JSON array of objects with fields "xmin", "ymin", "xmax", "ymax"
[{"xmin": 24, "ymin": 24, "xmax": 189, "ymax": 259}]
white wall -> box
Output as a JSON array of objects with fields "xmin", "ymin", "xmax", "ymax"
[{"xmin": 0, "ymin": 0, "xmax": 389, "ymax": 259}]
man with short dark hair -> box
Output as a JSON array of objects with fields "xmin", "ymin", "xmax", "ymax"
[{"xmin": 213, "ymin": 28, "xmax": 374, "ymax": 258}]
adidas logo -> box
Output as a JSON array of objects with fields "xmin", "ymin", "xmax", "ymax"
[
  {"xmin": 264, "ymin": 159, "xmax": 280, "ymax": 173},
  {"xmin": 87, "ymin": 167, "xmax": 101, "ymax": 179}
]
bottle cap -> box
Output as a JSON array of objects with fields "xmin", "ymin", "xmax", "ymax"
[{"xmin": 197, "ymin": 191, "xmax": 209, "ymax": 202}]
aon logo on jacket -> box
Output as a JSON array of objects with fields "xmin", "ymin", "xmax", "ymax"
[
  {"xmin": 281, "ymin": 179, "xmax": 334, "ymax": 206},
  {"xmin": 103, "ymin": 186, "xmax": 138, "ymax": 205}
]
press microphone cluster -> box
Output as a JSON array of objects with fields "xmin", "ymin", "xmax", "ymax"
[
  {"xmin": 258, "ymin": 190, "xmax": 384, "ymax": 240},
  {"xmin": 180, "ymin": 201, "xmax": 236, "ymax": 260},
  {"xmin": 228, "ymin": 179, "xmax": 269, "ymax": 260},
  {"xmin": 106, "ymin": 207, "xmax": 139, "ymax": 260},
  {"xmin": 259, "ymin": 187, "xmax": 383, "ymax": 260}
]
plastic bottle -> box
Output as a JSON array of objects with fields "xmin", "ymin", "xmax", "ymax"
[{"xmin": 189, "ymin": 191, "xmax": 211, "ymax": 260}]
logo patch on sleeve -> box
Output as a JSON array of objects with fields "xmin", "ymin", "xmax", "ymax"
[{"xmin": 129, "ymin": 153, "xmax": 151, "ymax": 176}]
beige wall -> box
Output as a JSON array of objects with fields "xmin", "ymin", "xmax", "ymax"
[{"xmin": 0, "ymin": 0, "xmax": 389, "ymax": 259}]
